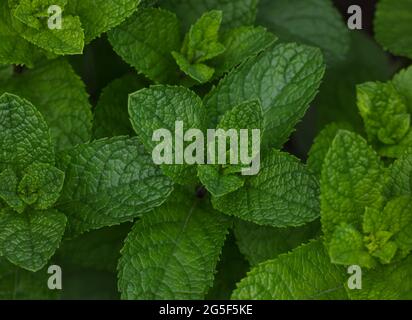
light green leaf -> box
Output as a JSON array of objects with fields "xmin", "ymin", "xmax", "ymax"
[
  {"xmin": 357, "ymin": 82, "xmax": 410, "ymax": 147},
  {"xmin": 204, "ymin": 43, "xmax": 325, "ymax": 148},
  {"xmin": 212, "ymin": 26, "xmax": 277, "ymax": 78},
  {"xmin": 56, "ymin": 137, "xmax": 174, "ymax": 236},
  {"xmin": 348, "ymin": 255, "xmax": 412, "ymax": 299},
  {"xmin": 212, "ymin": 150, "xmax": 320, "ymax": 228},
  {"xmin": 0, "ymin": 59, "xmax": 92, "ymax": 151},
  {"xmin": 0, "ymin": 93, "xmax": 54, "ymax": 173},
  {"xmin": 66, "ymin": 0, "xmax": 140, "ymax": 43},
  {"xmin": 234, "ymin": 219, "xmax": 320, "ymax": 266},
  {"xmin": 10, "ymin": 0, "xmax": 84, "ymax": 55},
  {"xmin": 158, "ymin": 0, "xmax": 258, "ymax": 31},
  {"xmin": 181, "ymin": 10, "xmax": 225, "ymax": 64},
  {"xmin": 93, "ymin": 74, "xmax": 147, "ymax": 139},
  {"xmin": 393, "ymin": 65, "xmax": 412, "ymax": 114},
  {"xmin": 129, "ymin": 85, "xmax": 206, "ymax": 185},
  {"xmin": 0, "ymin": 208, "xmax": 66, "ymax": 271},
  {"xmin": 232, "ymin": 241, "xmax": 347, "ymax": 300},
  {"xmin": 108, "ymin": 8, "xmax": 181, "ymax": 83},
  {"xmin": 18, "ymin": 163, "xmax": 64, "ymax": 210},
  {"xmin": 118, "ymin": 200, "xmax": 230, "ymax": 299},
  {"xmin": 172, "ymin": 51, "xmax": 215, "ymax": 84},
  {"xmin": 257, "ymin": 0, "xmax": 350, "ymax": 65},
  {"xmin": 307, "ymin": 122, "xmax": 352, "ymax": 177},
  {"xmin": 329, "ymin": 223, "xmax": 376, "ymax": 268},
  {"xmin": 364, "ymin": 196, "xmax": 412, "ymax": 260},
  {"xmin": 321, "ymin": 130, "xmax": 385, "ymax": 243},
  {"xmin": 375, "ymin": 0, "xmax": 412, "ymax": 59}
]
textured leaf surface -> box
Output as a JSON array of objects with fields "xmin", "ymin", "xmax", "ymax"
[
  {"xmin": 0, "ymin": 168, "xmax": 25, "ymax": 213},
  {"xmin": 198, "ymin": 165, "xmax": 244, "ymax": 197},
  {"xmin": 56, "ymin": 137, "xmax": 174, "ymax": 236},
  {"xmin": 349, "ymin": 255, "xmax": 412, "ymax": 299},
  {"xmin": 204, "ymin": 43, "xmax": 325, "ymax": 148},
  {"xmin": 0, "ymin": 59, "xmax": 92, "ymax": 151},
  {"xmin": 257, "ymin": 0, "xmax": 349, "ymax": 65},
  {"xmin": 307, "ymin": 123, "xmax": 352, "ymax": 177},
  {"xmin": 118, "ymin": 200, "xmax": 229, "ymax": 299},
  {"xmin": 159, "ymin": 0, "xmax": 258, "ymax": 31},
  {"xmin": 393, "ymin": 66, "xmax": 412, "ymax": 113},
  {"xmin": 234, "ymin": 220, "xmax": 320, "ymax": 266},
  {"xmin": 386, "ymin": 150, "xmax": 412, "ymax": 198},
  {"xmin": 375, "ymin": 0, "xmax": 412, "ymax": 59},
  {"xmin": 18, "ymin": 163, "xmax": 64, "ymax": 210},
  {"xmin": 108, "ymin": 8, "xmax": 180, "ymax": 83},
  {"xmin": 93, "ymin": 74, "xmax": 146, "ymax": 139},
  {"xmin": 212, "ymin": 26, "xmax": 277, "ymax": 78},
  {"xmin": 232, "ymin": 241, "xmax": 347, "ymax": 300},
  {"xmin": 321, "ymin": 131, "xmax": 385, "ymax": 242},
  {"xmin": 0, "ymin": 208, "xmax": 66, "ymax": 271},
  {"xmin": 212, "ymin": 150, "xmax": 320, "ymax": 227},
  {"xmin": 0, "ymin": 93, "xmax": 54, "ymax": 173},
  {"xmin": 129, "ymin": 86, "xmax": 206, "ymax": 184},
  {"xmin": 0, "ymin": 1, "xmax": 45, "ymax": 66},
  {"xmin": 66, "ymin": 0, "xmax": 140, "ymax": 43},
  {"xmin": 10, "ymin": 0, "xmax": 84, "ymax": 55}
]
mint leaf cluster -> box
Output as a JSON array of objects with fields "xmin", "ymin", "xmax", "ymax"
[{"xmin": 0, "ymin": 0, "xmax": 411, "ymax": 301}]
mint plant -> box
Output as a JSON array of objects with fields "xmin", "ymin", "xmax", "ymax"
[{"xmin": 0, "ymin": 0, "xmax": 411, "ymax": 301}]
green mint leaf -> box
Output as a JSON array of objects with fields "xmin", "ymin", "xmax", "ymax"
[
  {"xmin": 212, "ymin": 150, "xmax": 320, "ymax": 228},
  {"xmin": 198, "ymin": 165, "xmax": 244, "ymax": 197},
  {"xmin": 56, "ymin": 137, "xmax": 174, "ymax": 236},
  {"xmin": 0, "ymin": 1, "xmax": 47, "ymax": 66},
  {"xmin": 0, "ymin": 208, "xmax": 66, "ymax": 271},
  {"xmin": 386, "ymin": 149, "xmax": 412, "ymax": 198},
  {"xmin": 204, "ymin": 43, "xmax": 325, "ymax": 148},
  {"xmin": 232, "ymin": 241, "xmax": 348, "ymax": 299},
  {"xmin": 93, "ymin": 74, "xmax": 147, "ymax": 139},
  {"xmin": 211, "ymin": 26, "xmax": 277, "ymax": 78},
  {"xmin": 257, "ymin": 0, "xmax": 350, "ymax": 65},
  {"xmin": 0, "ymin": 93, "xmax": 54, "ymax": 173},
  {"xmin": 108, "ymin": 8, "xmax": 181, "ymax": 84},
  {"xmin": 307, "ymin": 122, "xmax": 353, "ymax": 177},
  {"xmin": 357, "ymin": 82, "xmax": 410, "ymax": 147},
  {"xmin": 158, "ymin": 0, "xmax": 258, "ymax": 31},
  {"xmin": 321, "ymin": 130, "xmax": 385, "ymax": 243},
  {"xmin": 66, "ymin": 0, "xmax": 140, "ymax": 43},
  {"xmin": 348, "ymin": 255, "xmax": 412, "ymax": 299},
  {"xmin": 129, "ymin": 85, "xmax": 206, "ymax": 185},
  {"xmin": 171, "ymin": 51, "xmax": 215, "ymax": 84},
  {"xmin": 364, "ymin": 196, "xmax": 412, "ymax": 260},
  {"xmin": 0, "ymin": 168, "xmax": 25, "ymax": 213},
  {"xmin": 18, "ymin": 163, "xmax": 64, "ymax": 210},
  {"xmin": 10, "ymin": 0, "xmax": 84, "ymax": 55},
  {"xmin": 181, "ymin": 10, "xmax": 225, "ymax": 64},
  {"xmin": 1, "ymin": 59, "xmax": 93, "ymax": 151},
  {"xmin": 118, "ymin": 200, "xmax": 230, "ymax": 299},
  {"xmin": 393, "ymin": 65, "xmax": 412, "ymax": 113},
  {"xmin": 375, "ymin": 0, "xmax": 412, "ymax": 59},
  {"xmin": 329, "ymin": 223, "xmax": 376, "ymax": 268},
  {"xmin": 234, "ymin": 219, "xmax": 320, "ymax": 266}
]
